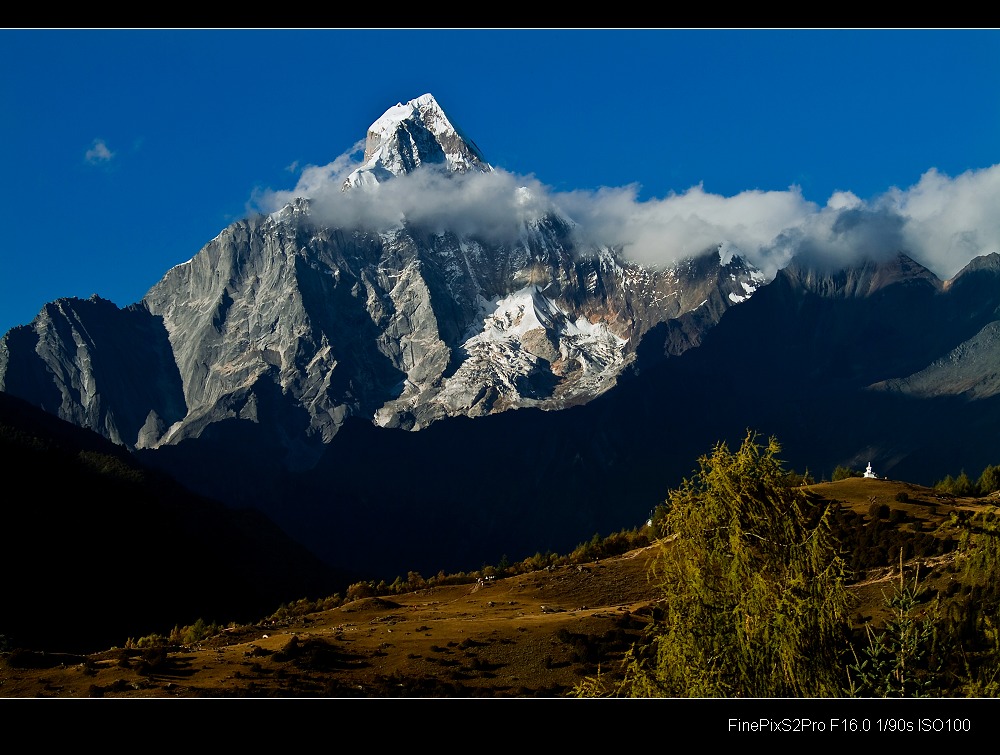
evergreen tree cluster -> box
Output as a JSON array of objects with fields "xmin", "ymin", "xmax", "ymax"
[{"xmin": 935, "ymin": 464, "xmax": 1000, "ymax": 497}]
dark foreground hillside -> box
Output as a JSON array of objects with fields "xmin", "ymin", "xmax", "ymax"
[
  {"xmin": 0, "ymin": 391, "xmax": 347, "ymax": 654},
  {"xmin": 2, "ymin": 476, "xmax": 997, "ymax": 699}
]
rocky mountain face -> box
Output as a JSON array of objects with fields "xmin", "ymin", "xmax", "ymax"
[
  {"xmin": 125, "ymin": 250, "xmax": 1000, "ymax": 581},
  {"xmin": 0, "ymin": 93, "xmax": 764, "ymax": 464},
  {"xmin": 0, "ymin": 295, "xmax": 185, "ymax": 450}
]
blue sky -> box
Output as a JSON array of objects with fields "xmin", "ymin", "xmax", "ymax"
[{"xmin": 2, "ymin": 28, "xmax": 999, "ymax": 337}]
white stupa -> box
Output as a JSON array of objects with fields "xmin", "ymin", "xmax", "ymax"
[{"xmin": 863, "ymin": 461, "xmax": 876, "ymax": 479}]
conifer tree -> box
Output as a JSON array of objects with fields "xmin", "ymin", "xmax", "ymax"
[
  {"xmin": 606, "ymin": 431, "xmax": 854, "ymax": 697},
  {"xmin": 977, "ymin": 465, "xmax": 1000, "ymax": 496}
]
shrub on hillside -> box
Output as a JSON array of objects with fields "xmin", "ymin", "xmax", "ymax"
[
  {"xmin": 870, "ymin": 501, "xmax": 891, "ymax": 518},
  {"xmin": 345, "ymin": 581, "xmax": 376, "ymax": 601},
  {"xmin": 833, "ymin": 465, "xmax": 861, "ymax": 481}
]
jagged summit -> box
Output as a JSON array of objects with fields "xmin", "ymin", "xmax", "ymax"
[
  {"xmin": 948, "ymin": 250, "xmax": 1000, "ymax": 280},
  {"xmin": 780, "ymin": 251, "xmax": 941, "ymax": 299},
  {"xmin": 344, "ymin": 93, "xmax": 491, "ymax": 189}
]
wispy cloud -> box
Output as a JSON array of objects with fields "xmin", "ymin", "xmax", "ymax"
[
  {"xmin": 554, "ymin": 183, "xmax": 816, "ymax": 279},
  {"xmin": 886, "ymin": 166, "xmax": 1000, "ymax": 280},
  {"xmin": 255, "ymin": 147, "xmax": 1000, "ymax": 282},
  {"xmin": 85, "ymin": 139, "xmax": 115, "ymax": 165}
]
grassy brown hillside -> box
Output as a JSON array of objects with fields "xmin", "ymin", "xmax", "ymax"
[
  {"xmin": 1, "ymin": 546, "xmax": 658, "ymax": 698},
  {"xmin": 3, "ymin": 476, "xmax": 997, "ymax": 698}
]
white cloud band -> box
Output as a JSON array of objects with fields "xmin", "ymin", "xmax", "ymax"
[{"xmin": 256, "ymin": 147, "xmax": 1000, "ymax": 283}]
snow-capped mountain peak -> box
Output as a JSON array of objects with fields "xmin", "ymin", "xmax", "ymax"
[{"xmin": 344, "ymin": 93, "xmax": 492, "ymax": 190}]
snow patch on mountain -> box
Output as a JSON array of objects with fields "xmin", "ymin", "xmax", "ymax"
[
  {"xmin": 434, "ymin": 285, "xmax": 627, "ymax": 411},
  {"xmin": 727, "ymin": 267, "xmax": 768, "ymax": 303}
]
